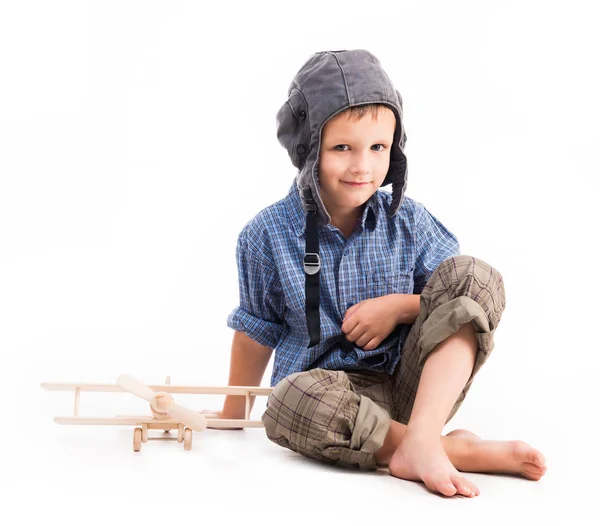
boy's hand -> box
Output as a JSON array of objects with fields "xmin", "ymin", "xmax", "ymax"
[
  {"xmin": 198, "ymin": 409, "xmax": 244, "ymax": 430},
  {"xmin": 341, "ymin": 294, "xmax": 406, "ymax": 350}
]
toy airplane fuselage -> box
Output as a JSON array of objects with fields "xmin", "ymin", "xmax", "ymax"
[{"xmin": 41, "ymin": 376, "xmax": 273, "ymax": 451}]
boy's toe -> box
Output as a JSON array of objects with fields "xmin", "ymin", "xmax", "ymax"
[
  {"xmin": 532, "ymin": 452, "xmax": 545, "ymax": 468},
  {"xmin": 427, "ymin": 475, "xmax": 457, "ymax": 496},
  {"xmin": 451, "ymin": 474, "xmax": 478, "ymax": 497}
]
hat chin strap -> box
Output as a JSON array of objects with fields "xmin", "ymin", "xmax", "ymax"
[{"xmin": 304, "ymin": 207, "xmax": 321, "ymax": 348}]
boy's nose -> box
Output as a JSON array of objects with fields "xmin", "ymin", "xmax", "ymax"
[
  {"xmin": 349, "ymin": 162, "xmax": 370, "ymax": 174},
  {"xmin": 348, "ymin": 150, "xmax": 371, "ymax": 172}
]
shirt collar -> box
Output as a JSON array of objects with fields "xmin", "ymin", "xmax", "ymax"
[{"xmin": 285, "ymin": 181, "xmax": 379, "ymax": 238}]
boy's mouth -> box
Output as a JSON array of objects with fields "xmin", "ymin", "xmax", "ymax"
[{"xmin": 342, "ymin": 181, "xmax": 369, "ymax": 187}]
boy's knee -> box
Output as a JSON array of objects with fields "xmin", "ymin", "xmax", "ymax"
[
  {"xmin": 434, "ymin": 255, "xmax": 506, "ymax": 315},
  {"xmin": 261, "ymin": 368, "xmax": 350, "ymax": 447}
]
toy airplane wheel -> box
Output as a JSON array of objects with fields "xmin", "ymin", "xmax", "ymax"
[
  {"xmin": 183, "ymin": 428, "xmax": 192, "ymax": 451},
  {"xmin": 133, "ymin": 427, "xmax": 142, "ymax": 452}
]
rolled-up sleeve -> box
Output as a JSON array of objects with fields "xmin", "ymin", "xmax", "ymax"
[
  {"xmin": 227, "ymin": 231, "xmax": 285, "ymax": 349},
  {"xmin": 413, "ymin": 203, "xmax": 461, "ymax": 295}
]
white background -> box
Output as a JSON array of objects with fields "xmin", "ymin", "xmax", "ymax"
[{"xmin": 1, "ymin": 1, "xmax": 598, "ymax": 524}]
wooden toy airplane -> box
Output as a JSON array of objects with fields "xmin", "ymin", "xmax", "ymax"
[{"xmin": 41, "ymin": 374, "xmax": 273, "ymax": 452}]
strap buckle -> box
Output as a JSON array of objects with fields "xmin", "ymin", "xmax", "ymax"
[{"xmin": 303, "ymin": 253, "xmax": 321, "ymax": 275}]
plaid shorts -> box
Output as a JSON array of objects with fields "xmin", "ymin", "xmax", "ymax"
[{"xmin": 261, "ymin": 255, "xmax": 506, "ymax": 470}]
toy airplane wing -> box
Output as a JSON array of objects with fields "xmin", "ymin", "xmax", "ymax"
[{"xmin": 41, "ymin": 375, "xmax": 274, "ymax": 451}]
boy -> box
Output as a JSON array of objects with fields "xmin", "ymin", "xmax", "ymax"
[{"xmin": 216, "ymin": 50, "xmax": 546, "ymax": 497}]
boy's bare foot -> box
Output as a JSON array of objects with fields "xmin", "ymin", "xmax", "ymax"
[
  {"xmin": 388, "ymin": 428, "xmax": 480, "ymax": 497},
  {"xmin": 445, "ymin": 428, "xmax": 547, "ymax": 481},
  {"xmin": 445, "ymin": 428, "xmax": 480, "ymax": 440}
]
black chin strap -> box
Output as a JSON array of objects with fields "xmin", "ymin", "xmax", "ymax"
[{"xmin": 303, "ymin": 194, "xmax": 321, "ymax": 348}]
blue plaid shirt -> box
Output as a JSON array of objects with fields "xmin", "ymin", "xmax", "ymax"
[{"xmin": 227, "ymin": 181, "xmax": 460, "ymax": 387}]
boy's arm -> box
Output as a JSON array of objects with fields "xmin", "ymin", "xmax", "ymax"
[
  {"xmin": 221, "ymin": 330, "xmax": 273, "ymax": 419},
  {"xmin": 390, "ymin": 293, "xmax": 421, "ymax": 325}
]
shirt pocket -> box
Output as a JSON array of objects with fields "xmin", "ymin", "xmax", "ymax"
[{"xmin": 361, "ymin": 269, "xmax": 415, "ymax": 300}]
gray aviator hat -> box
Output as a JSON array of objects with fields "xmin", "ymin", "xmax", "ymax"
[
  {"xmin": 275, "ymin": 49, "xmax": 409, "ymax": 347},
  {"xmin": 275, "ymin": 49, "xmax": 409, "ymax": 226}
]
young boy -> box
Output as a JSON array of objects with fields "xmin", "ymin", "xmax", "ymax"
[{"xmin": 218, "ymin": 49, "xmax": 547, "ymax": 497}]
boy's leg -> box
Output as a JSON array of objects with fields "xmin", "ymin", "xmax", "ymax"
[
  {"xmin": 261, "ymin": 368, "xmax": 394, "ymax": 470},
  {"xmin": 390, "ymin": 255, "xmax": 506, "ymax": 496},
  {"xmin": 262, "ymin": 367, "xmax": 497, "ymax": 474},
  {"xmin": 391, "ymin": 321, "xmax": 482, "ymax": 496},
  {"xmin": 261, "ymin": 362, "xmax": 546, "ymax": 486}
]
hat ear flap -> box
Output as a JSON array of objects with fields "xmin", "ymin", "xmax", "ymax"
[
  {"xmin": 394, "ymin": 90, "xmax": 407, "ymax": 150},
  {"xmin": 382, "ymin": 98, "xmax": 407, "ymax": 188},
  {"xmin": 395, "ymin": 88, "xmax": 403, "ymax": 107},
  {"xmin": 383, "ymin": 93, "xmax": 408, "ymax": 216},
  {"xmin": 276, "ymin": 89, "xmax": 311, "ymax": 170}
]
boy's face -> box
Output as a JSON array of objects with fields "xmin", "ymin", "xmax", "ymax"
[{"xmin": 317, "ymin": 106, "xmax": 396, "ymax": 219}]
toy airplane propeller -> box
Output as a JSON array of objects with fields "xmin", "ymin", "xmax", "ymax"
[
  {"xmin": 41, "ymin": 374, "xmax": 273, "ymax": 452},
  {"xmin": 117, "ymin": 374, "xmax": 208, "ymax": 432}
]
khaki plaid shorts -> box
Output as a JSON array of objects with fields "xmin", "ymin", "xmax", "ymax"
[{"xmin": 261, "ymin": 255, "xmax": 506, "ymax": 470}]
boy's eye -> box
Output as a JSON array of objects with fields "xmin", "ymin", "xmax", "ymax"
[{"xmin": 334, "ymin": 144, "xmax": 386, "ymax": 152}]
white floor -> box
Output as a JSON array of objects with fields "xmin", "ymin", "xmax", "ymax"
[{"xmin": 7, "ymin": 374, "xmax": 594, "ymax": 526}]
